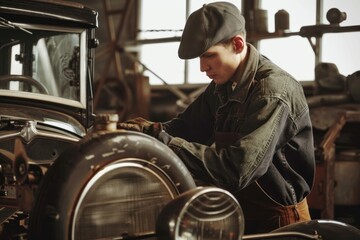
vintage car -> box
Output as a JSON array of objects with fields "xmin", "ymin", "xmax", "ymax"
[
  {"xmin": 0, "ymin": 1, "xmax": 359, "ymax": 240},
  {"xmin": 0, "ymin": 1, "xmax": 245, "ymax": 239}
]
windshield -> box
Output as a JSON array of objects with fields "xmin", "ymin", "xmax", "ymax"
[{"xmin": 0, "ymin": 23, "xmax": 87, "ymax": 108}]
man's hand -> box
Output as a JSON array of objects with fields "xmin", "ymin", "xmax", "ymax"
[{"xmin": 118, "ymin": 117, "xmax": 163, "ymax": 138}]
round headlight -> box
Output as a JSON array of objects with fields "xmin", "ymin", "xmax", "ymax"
[
  {"xmin": 156, "ymin": 187, "xmax": 244, "ymax": 240},
  {"xmin": 72, "ymin": 161, "xmax": 178, "ymax": 239}
]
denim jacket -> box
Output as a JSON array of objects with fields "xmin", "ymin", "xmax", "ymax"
[{"xmin": 162, "ymin": 44, "xmax": 315, "ymax": 205}]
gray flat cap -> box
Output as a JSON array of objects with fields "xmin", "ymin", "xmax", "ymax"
[{"xmin": 178, "ymin": 1, "xmax": 245, "ymax": 59}]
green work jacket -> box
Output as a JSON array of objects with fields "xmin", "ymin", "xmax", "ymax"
[{"xmin": 161, "ymin": 44, "xmax": 315, "ymax": 205}]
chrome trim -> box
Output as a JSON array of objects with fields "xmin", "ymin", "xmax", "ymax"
[{"xmin": 0, "ymin": 121, "xmax": 80, "ymax": 143}]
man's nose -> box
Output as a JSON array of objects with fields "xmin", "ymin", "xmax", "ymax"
[{"xmin": 200, "ymin": 59, "xmax": 210, "ymax": 72}]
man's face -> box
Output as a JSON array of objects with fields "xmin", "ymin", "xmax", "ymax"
[{"xmin": 199, "ymin": 43, "xmax": 240, "ymax": 85}]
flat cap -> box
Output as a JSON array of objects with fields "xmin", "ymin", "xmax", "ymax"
[{"xmin": 178, "ymin": 1, "xmax": 245, "ymax": 59}]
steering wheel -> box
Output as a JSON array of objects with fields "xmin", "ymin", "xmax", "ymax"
[{"xmin": 0, "ymin": 75, "xmax": 49, "ymax": 94}]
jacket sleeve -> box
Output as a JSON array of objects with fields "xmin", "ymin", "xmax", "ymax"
[
  {"xmin": 161, "ymin": 95, "xmax": 302, "ymax": 192},
  {"xmin": 162, "ymin": 82, "xmax": 217, "ymax": 145}
]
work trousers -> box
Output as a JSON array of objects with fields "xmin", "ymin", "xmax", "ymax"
[{"xmin": 236, "ymin": 182, "xmax": 311, "ymax": 234}]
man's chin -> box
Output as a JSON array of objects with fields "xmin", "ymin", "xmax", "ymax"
[{"xmin": 213, "ymin": 78, "xmax": 226, "ymax": 85}]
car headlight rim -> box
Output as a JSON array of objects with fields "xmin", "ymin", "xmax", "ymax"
[
  {"xmin": 71, "ymin": 158, "xmax": 179, "ymax": 240},
  {"xmin": 157, "ymin": 186, "xmax": 245, "ymax": 240}
]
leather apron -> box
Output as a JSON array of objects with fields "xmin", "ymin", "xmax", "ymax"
[{"xmin": 215, "ymin": 132, "xmax": 311, "ymax": 234}]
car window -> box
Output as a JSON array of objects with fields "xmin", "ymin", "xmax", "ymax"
[
  {"xmin": 34, "ymin": 33, "xmax": 81, "ymax": 101},
  {"xmin": 0, "ymin": 25, "xmax": 87, "ymax": 108}
]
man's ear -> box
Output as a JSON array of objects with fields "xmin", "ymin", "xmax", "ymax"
[{"xmin": 232, "ymin": 35, "xmax": 245, "ymax": 53}]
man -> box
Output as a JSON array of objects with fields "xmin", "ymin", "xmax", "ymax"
[{"xmin": 119, "ymin": 1, "xmax": 315, "ymax": 234}]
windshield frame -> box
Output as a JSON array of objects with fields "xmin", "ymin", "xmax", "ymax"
[{"xmin": 0, "ymin": 23, "xmax": 88, "ymax": 110}]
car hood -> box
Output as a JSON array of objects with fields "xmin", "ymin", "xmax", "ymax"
[{"xmin": 0, "ymin": 103, "xmax": 86, "ymax": 137}]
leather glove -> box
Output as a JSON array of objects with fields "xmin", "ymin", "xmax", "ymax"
[{"xmin": 118, "ymin": 117, "xmax": 163, "ymax": 138}]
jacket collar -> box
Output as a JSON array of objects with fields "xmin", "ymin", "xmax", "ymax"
[{"xmin": 214, "ymin": 43, "xmax": 259, "ymax": 103}]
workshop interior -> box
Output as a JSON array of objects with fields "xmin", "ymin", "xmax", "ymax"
[{"xmin": 0, "ymin": 0, "xmax": 359, "ymax": 239}]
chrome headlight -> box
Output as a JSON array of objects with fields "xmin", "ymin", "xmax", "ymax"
[
  {"xmin": 72, "ymin": 161, "xmax": 178, "ymax": 239},
  {"xmin": 156, "ymin": 187, "xmax": 244, "ymax": 240}
]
